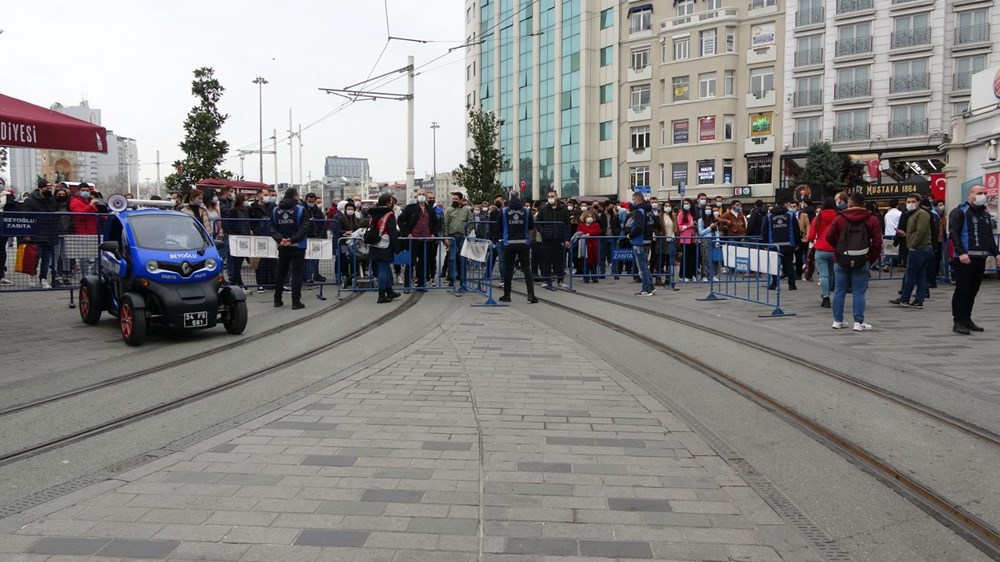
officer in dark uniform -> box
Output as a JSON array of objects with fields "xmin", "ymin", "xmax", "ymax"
[
  {"xmin": 270, "ymin": 188, "xmax": 310, "ymax": 309},
  {"xmin": 762, "ymin": 197, "xmax": 801, "ymax": 291},
  {"xmin": 498, "ymin": 194, "xmax": 538, "ymax": 303}
]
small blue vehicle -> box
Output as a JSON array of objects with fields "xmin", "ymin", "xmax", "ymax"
[{"xmin": 78, "ymin": 204, "xmax": 248, "ymax": 346}]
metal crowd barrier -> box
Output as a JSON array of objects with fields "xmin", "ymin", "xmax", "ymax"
[
  {"xmin": 463, "ymin": 220, "xmax": 572, "ymax": 291},
  {"xmin": 704, "ymin": 239, "xmax": 794, "ymax": 317},
  {"xmin": 335, "ymin": 235, "xmax": 459, "ymax": 298}
]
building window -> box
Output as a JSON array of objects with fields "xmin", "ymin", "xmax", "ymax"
[
  {"xmin": 723, "ymin": 115, "xmax": 735, "ymax": 140},
  {"xmin": 677, "ymin": 0, "xmax": 695, "ymax": 17},
  {"xmin": 599, "ymin": 158, "xmax": 613, "ymax": 177},
  {"xmin": 630, "ymin": 84, "xmax": 651, "ymax": 109},
  {"xmin": 697, "ymin": 159, "xmax": 716, "ymax": 184},
  {"xmin": 890, "ymin": 58, "xmax": 929, "ymax": 93},
  {"xmin": 599, "ymin": 121, "xmax": 613, "ymax": 141},
  {"xmin": 725, "ymin": 27, "xmax": 736, "ymax": 53},
  {"xmin": 724, "ymin": 70, "xmax": 735, "ymax": 95},
  {"xmin": 957, "ymin": 9, "xmax": 989, "ymax": 44},
  {"xmin": 794, "ymin": 75, "xmax": 823, "ymax": 107},
  {"xmin": 889, "ymin": 103, "xmax": 928, "ymax": 137},
  {"xmin": 600, "ymin": 7, "xmax": 614, "ymax": 29},
  {"xmin": 659, "ymin": 121, "xmax": 666, "ymax": 145},
  {"xmin": 700, "ymin": 29, "xmax": 717, "ymax": 56},
  {"xmin": 599, "ymin": 83, "xmax": 614, "ymax": 104},
  {"xmin": 747, "ymin": 156, "xmax": 773, "ymax": 184},
  {"xmin": 673, "ymin": 76, "xmax": 690, "ymax": 101},
  {"xmin": 631, "ymin": 125, "xmax": 651, "ymax": 149},
  {"xmin": 672, "ymin": 162, "xmax": 688, "ymax": 188},
  {"xmin": 673, "ymin": 37, "xmax": 690, "ymax": 61},
  {"xmin": 600, "ymin": 46, "xmax": 614, "ymax": 67},
  {"xmin": 749, "ymin": 67, "xmax": 774, "ymax": 98},
  {"xmin": 794, "ymin": 116, "xmax": 822, "ymax": 147},
  {"xmin": 794, "ymin": 34, "xmax": 824, "ymax": 67},
  {"xmin": 722, "ymin": 159, "xmax": 734, "ymax": 184},
  {"xmin": 892, "ymin": 13, "xmax": 931, "ymax": 48},
  {"xmin": 631, "ymin": 47, "xmax": 650, "ymax": 70},
  {"xmin": 954, "ymin": 55, "xmax": 987, "ymax": 90},
  {"xmin": 835, "ymin": 65, "xmax": 871, "ymax": 99},
  {"xmin": 672, "ymin": 119, "xmax": 689, "ymax": 144},
  {"xmin": 659, "ymin": 163, "xmax": 666, "ymax": 189},
  {"xmin": 707, "ymin": 0, "xmax": 723, "ymax": 10},
  {"xmin": 836, "ymin": 21, "xmax": 872, "ymax": 57},
  {"xmin": 834, "ymin": 109, "xmax": 869, "ymax": 142},
  {"xmin": 629, "ymin": 6, "xmax": 652, "ymax": 34},
  {"xmin": 630, "ymin": 166, "xmax": 650, "ymax": 188},
  {"xmin": 750, "ymin": 0, "xmax": 777, "ymax": 8},
  {"xmin": 953, "ymin": 101, "xmax": 971, "ymax": 116},
  {"xmin": 698, "ymin": 72, "xmax": 717, "ymax": 98},
  {"xmin": 698, "ymin": 116, "xmax": 716, "ymax": 142}
]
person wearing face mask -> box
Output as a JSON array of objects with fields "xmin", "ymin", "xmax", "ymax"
[
  {"xmin": 225, "ymin": 193, "xmax": 252, "ymax": 291},
  {"xmin": 535, "ymin": 189, "xmax": 571, "ymax": 289},
  {"xmin": 444, "ymin": 191, "xmax": 472, "ymax": 287},
  {"xmin": 302, "ymin": 193, "xmax": 332, "ymax": 284},
  {"xmin": 182, "ymin": 188, "xmax": 212, "ymax": 232},
  {"xmin": 575, "ymin": 210, "xmax": 602, "ymax": 282},
  {"xmin": 808, "ymin": 197, "xmax": 839, "ymax": 308},
  {"xmin": 697, "ymin": 204, "xmax": 721, "ymax": 281},
  {"xmin": 928, "ymin": 200, "xmax": 946, "ymax": 288},
  {"xmin": 675, "ymin": 198, "xmax": 698, "ymax": 281},
  {"xmin": 67, "ymin": 183, "xmax": 101, "ymax": 277},
  {"xmin": 891, "ymin": 194, "xmax": 933, "ymax": 309},
  {"xmin": 719, "ymin": 199, "xmax": 747, "ymax": 240},
  {"xmin": 269, "ymin": 188, "xmax": 309, "ymax": 309},
  {"xmin": 397, "ymin": 189, "xmax": 441, "ymax": 289},
  {"xmin": 335, "ymin": 201, "xmax": 362, "ymax": 287},
  {"xmin": 762, "ymin": 197, "xmax": 801, "ymax": 291},
  {"xmin": 16, "ymin": 180, "xmax": 60, "ymax": 288},
  {"xmin": 948, "ymin": 184, "xmax": 1000, "ymax": 334},
  {"xmin": 745, "ymin": 199, "xmax": 766, "ymax": 238},
  {"xmin": 48, "ymin": 188, "xmax": 74, "ymax": 287},
  {"xmin": 247, "ymin": 188, "xmax": 277, "ymax": 291}
]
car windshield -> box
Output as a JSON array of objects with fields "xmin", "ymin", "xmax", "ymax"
[{"xmin": 129, "ymin": 214, "xmax": 210, "ymax": 251}]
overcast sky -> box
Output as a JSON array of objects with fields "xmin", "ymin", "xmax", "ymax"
[{"xmin": 0, "ymin": 0, "xmax": 466, "ymax": 186}]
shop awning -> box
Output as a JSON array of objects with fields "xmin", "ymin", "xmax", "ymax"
[
  {"xmin": 0, "ymin": 93, "xmax": 108, "ymax": 153},
  {"xmin": 628, "ymin": 3, "xmax": 653, "ymax": 14}
]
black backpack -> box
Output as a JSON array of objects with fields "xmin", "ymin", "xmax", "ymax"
[
  {"xmin": 364, "ymin": 214, "xmax": 389, "ymax": 245},
  {"xmin": 836, "ymin": 218, "xmax": 870, "ymax": 269}
]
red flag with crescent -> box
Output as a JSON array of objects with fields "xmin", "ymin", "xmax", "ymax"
[{"xmin": 930, "ymin": 173, "xmax": 946, "ymax": 201}]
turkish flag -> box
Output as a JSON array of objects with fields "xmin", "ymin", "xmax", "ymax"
[
  {"xmin": 930, "ymin": 173, "xmax": 946, "ymax": 202},
  {"xmin": 520, "ymin": 179, "xmax": 526, "ymax": 191},
  {"xmin": 866, "ymin": 159, "xmax": 880, "ymax": 180}
]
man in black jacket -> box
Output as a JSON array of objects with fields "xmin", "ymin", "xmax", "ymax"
[
  {"xmin": 270, "ymin": 188, "xmax": 309, "ymax": 309},
  {"xmin": 302, "ymin": 192, "xmax": 331, "ymax": 283},
  {"xmin": 762, "ymin": 198, "xmax": 801, "ymax": 291},
  {"xmin": 535, "ymin": 189, "xmax": 571, "ymax": 289},
  {"xmin": 397, "ymin": 188, "xmax": 441, "ymax": 288},
  {"xmin": 16, "ymin": 180, "xmax": 59, "ymax": 288},
  {"xmin": 948, "ymin": 184, "xmax": 1000, "ymax": 334},
  {"xmin": 248, "ymin": 188, "xmax": 277, "ymax": 290}
]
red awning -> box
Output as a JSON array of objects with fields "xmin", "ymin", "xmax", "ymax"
[{"xmin": 0, "ymin": 93, "xmax": 108, "ymax": 153}]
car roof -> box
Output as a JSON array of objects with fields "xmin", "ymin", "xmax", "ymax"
[{"xmin": 119, "ymin": 208, "xmax": 189, "ymax": 219}]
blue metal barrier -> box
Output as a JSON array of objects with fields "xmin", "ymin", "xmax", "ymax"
[
  {"xmin": 705, "ymin": 239, "xmax": 795, "ymax": 317},
  {"xmin": 336, "ymin": 235, "xmax": 458, "ymax": 298}
]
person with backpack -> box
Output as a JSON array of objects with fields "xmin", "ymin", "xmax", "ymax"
[
  {"xmin": 628, "ymin": 191, "xmax": 656, "ymax": 296},
  {"xmin": 269, "ymin": 188, "xmax": 310, "ymax": 310},
  {"xmin": 825, "ymin": 192, "xmax": 883, "ymax": 331},
  {"xmin": 890, "ymin": 194, "xmax": 933, "ymax": 309},
  {"xmin": 762, "ymin": 198, "xmax": 801, "ymax": 291},
  {"xmin": 948, "ymin": 184, "xmax": 1000, "ymax": 335},
  {"xmin": 367, "ymin": 193, "xmax": 402, "ymax": 304}
]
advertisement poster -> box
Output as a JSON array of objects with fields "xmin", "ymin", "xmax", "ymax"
[
  {"xmin": 672, "ymin": 121, "xmax": 689, "ymax": 144},
  {"xmin": 985, "ymin": 172, "xmax": 999, "ymax": 228},
  {"xmin": 751, "ymin": 23, "xmax": 776, "ymax": 48},
  {"xmin": 699, "ymin": 117, "xmax": 716, "ymax": 142}
]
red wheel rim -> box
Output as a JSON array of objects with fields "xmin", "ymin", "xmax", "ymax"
[
  {"xmin": 120, "ymin": 303, "xmax": 132, "ymax": 339},
  {"xmin": 79, "ymin": 286, "xmax": 90, "ymax": 317}
]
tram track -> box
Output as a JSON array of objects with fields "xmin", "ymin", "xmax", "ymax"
[
  {"xmin": 0, "ymin": 292, "xmax": 421, "ymax": 468},
  {"xmin": 0, "ymin": 292, "xmax": 359, "ymax": 419},
  {"xmin": 525, "ymin": 290, "xmax": 1000, "ymax": 560}
]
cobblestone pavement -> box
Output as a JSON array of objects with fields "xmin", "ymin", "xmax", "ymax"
[{"xmin": 0, "ymin": 304, "xmax": 817, "ymax": 561}]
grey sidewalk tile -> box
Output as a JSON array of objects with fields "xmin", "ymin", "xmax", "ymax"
[
  {"xmin": 84, "ymin": 520, "xmax": 164, "ymax": 539},
  {"xmin": 265, "ymin": 421, "xmax": 340, "ymax": 431},
  {"xmin": 365, "ymin": 531, "xmax": 439, "ymax": 550},
  {"xmin": 153, "ymin": 523, "xmax": 233, "ymax": 542},
  {"xmin": 137, "ymin": 508, "xmax": 211, "ymax": 525},
  {"xmin": 205, "ymin": 510, "xmax": 279, "ymax": 527},
  {"xmin": 295, "ymin": 529, "xmax": 369, "ymax": 547},
  {"xmin": 516, "ymin": 462, "xmax": 572, "ymax": 473},
  {"xmin": 222, "ymin": 526, "xmax": 299, "ymax": 545},
  {"xmin": 161, "ymin": 471, "xmax": 227, "ymax": 484},
  {"xmin": 218, "ymin": 473, "xmax": 285, "ymax": 486},
  {"xmin": 300, "ymin": 455, "xmax": 358, "ymax": 467},
  {"xmin": 421, "ymin": 440, "xmax": 473, "ymax": 451},
  {"xmin": 240, "ymin": 543, "xmax": 327, "ymax": 561},
  {"xmin": 406, "ymin": 517, "xmax": 479, "ymax": 535},
  {"xmin": 393, "ymin": 549, "xmax": 474, "ymax": 562},
  {"xmin": 360, "ymin": 489, "xmax": 424, "ymax": 503},
  {"xmin": 579, "ymin": 539, "xmax": 655, "ymax": 559},
  {"xmin": 504, "ymin": 537, "xmax": 579, "ymax": 556},
  {"xmin": 208, "ymin": 443, "xmax": 238, "ymax": 453},
  {"xmin": 95, "ymin": 538, "xmax": 181, "ymax": 559},
  {"xmin": 23, "ymin": 537, "xmax": 109, "ymax": 556},
  {"xmin": 318, "ymin": 500, "xmax": 387, "ymax": 516},
  {"xmin": 252, "ymin": 498, "xmax": 321, "ymax": 513},
  {"xmin": 608, "ymin": 498, "xmax": 673, "ymax": 512},
  {"xmin": 373, "ymin": 468, "xmax": 435, "ymax": 480},
  {"xmin": 642, "ymin": 511, "xmax": 713, "ymax": 527},
  {"xmin": 166, "ymin": 541, "xmax": 249, "ymax": 560}
]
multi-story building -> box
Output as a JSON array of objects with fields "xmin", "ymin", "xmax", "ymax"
[
  {"xmin": 620, "ymin": 0, "xmax": 785, "ymax": 203},
  {"xmin": 781, "ymin": 0, "xmax": 997, "ymax": 199},
  {"xmin": 323, "ymin": 155, "xmax": 371, "ymax": 202},
  {"xmin": 465, "ymin": 0, "xmax": 619, "ymax": 200}
]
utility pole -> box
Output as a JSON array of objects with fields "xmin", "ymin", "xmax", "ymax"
[
  {"xmin": 298, "ymin": 124, "xmax": 303, "ymax": 189},
  {"xmin": 406, "ymin": 55, "xmax": 415, "ymax": 190},
  {"xmin": 155, "ymin": 149, "xmax": 161, "ymax": 196},
  {"xmin": 238, "ymin": 153, "xmax": 245, "ymax": 179},
  {"xmin": 287, "ymin": 109, "xmax": 295, "ymax": 187},
  {"xmin": 272, "ymin": 129, "xmax": 278, "ymax": 188},
  {"xmin": 252, "ymin": 76, "xmax": 268, "ymax": 183},
  {"xmin": 430, "ymin": 121, "xmax": 439, "ymax": 188}
]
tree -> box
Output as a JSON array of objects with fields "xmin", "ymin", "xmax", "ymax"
[
  {"xmin": 163, "ymin": 67, "xmax": 233, "ymax": 194},
  {"xmin": 800, "ymin": 141, "xmax": 846, "ymax": 197},
  {"xmin": 452, "ymin": 109, "xmax": 508, "ymax": 203}
]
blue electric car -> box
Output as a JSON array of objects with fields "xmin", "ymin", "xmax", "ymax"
[{"xmin": 78, "ymin": 208, "xmax": 248, "ymax": 346}]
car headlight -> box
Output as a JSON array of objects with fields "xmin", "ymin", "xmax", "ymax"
[
  {"xmin": 146, "ymin": 260, "xmax": 158, "ymax": 273},
  {"xmin": 205, "ymin": 258, "xmax": 218, "ymax": 270}
]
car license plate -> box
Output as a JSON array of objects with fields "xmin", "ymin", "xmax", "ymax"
[{"xmin": 183, "ymin": 311, "xmax": 209, "ymax": 328}]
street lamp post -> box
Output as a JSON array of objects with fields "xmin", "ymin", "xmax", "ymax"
[
  {"xmin": 430, "ymin": 122, "xmax": 440, "ymax": 186},
  {"xmin": 252, "ymin": 76, "xmax": 268, "ymax": 183}
]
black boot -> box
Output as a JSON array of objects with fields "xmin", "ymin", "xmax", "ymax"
[
  {"xmin": 965, "ymin": 320, "xmax": 985, "ymax": 332},
  {"xmin": 953, "ymin": 322, "xmax": 970, "ymax": 335},
  {"xmin": 377, "ymin": 291, "xmax": 391, "ymax": 304},
  {"xmin": 388, "ymin": 289, "xmax": 401, "ymax": 299},
  {"xmin": 527, "ymin": 294, "xmax": 538, "ymax": 303},
  {"xmin": 821, "ymin": 296, "xmax": 830, "ymax": 308}
]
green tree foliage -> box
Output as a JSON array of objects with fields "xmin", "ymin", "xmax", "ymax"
[
  {"xmin": 452, "ymin": 109, "xmax": 508, "ymax": 203},
  {"xmin": 800, "ymin": 141, "xmax": 845, "ymax": 196},
  {"xmin": 163, "ymin": 67, "xmax": 232, "ymax": 194}
]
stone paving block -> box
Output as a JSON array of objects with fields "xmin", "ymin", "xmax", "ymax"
[
  {"xmin": 405, "ymin": 517, "xmax": 479, "ymax": 535},
  {"xmin": 23, "ymin": 536, "xmax": 109, "ymax": 556},
  {"xmin": 136, "ymin": 508, "xmax": 211, "ymax": 525},
  {"xmin": 338, "ymin": 516, "xmax": 411, "ymax": 531},
  {"xmin": 317, "ymin": 500, "xmax": 386, "ymax": 516},
  {"xmin": 516, "ymin": 461, "xmax": 572, "ymax": 473},
  {"xmin": 222, "ymin": 526, "xmax": 299, "ymax": 545},
  {"xmin": 239, "ymin": 543, "xmax": 326, "ymax": 561},
  {"xmin": 579, "ymin": 539, "xmax": 655, "ymax": 559},
  {"xmin": 421, "ymin": 440, "xmax": 473, "ymax": 451},
  {"xmin": 383, "ymin": 503, "xmax": 451, "ymax": 518},
  {"xmin": 16, "ymin": 519, "xmax": 98, "ymax": 536},
  {"xmin": 165, "ymin": 540, "xmax": 249, "ymax": 560},
  {"xmin": 94, "ymin": 538, "xmax": 181, "ymax": 558},
  {"xmin": 204, "ymin": 510, "xmax": 279, "ymax": 527},
  {"xmin": 188, "ymin": 496, "xmax": 259, "ymax": 511},
  {"xmin": 153, "ymin": 523, "xmax": 233, "ymax": 542},
  {"xmin": 651, "ymin": 541, "xmax": 731, "ymax": 561},
  {"xmin": 373, "ymin": 468, "xmax": 435, "ymax": 480},
  {"xmin": 218, "ymin": 473, "xmax": 285, "ymax": 486},
  {"xmin": 670, "ymin": 500, "xmax": 741, "ymax": 514},
  {"xmin": 295, "ymin": 528, "xmax": 369, "ymax": 547},
  {"xmin": 393, "ymin": 549, "xmax": 474, "ymax": 561},
  {"xmin": 359, "ymin": 489, "xmax": 424, "ymax": 503},
  {"xmin": 252, "ymin": 498, "xmax": 321, "ymax": 513},
  {"xmin": 504, "ymin": 536, "xmax": 579, "ymax": 556},
  {"xmin": 608, "ymin": 498, "xmax": 673, "ymax": 512},
  {"xmin": 300, "ymin": 455, "xmax": 359, "ymax": 467}
]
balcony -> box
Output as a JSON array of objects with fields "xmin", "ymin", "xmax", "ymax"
[
  {"xmin": 746, "ymin": 89, "xmax": 776, "ymax": 108},
  {"xmin": 953, "ymin": 72, "xmax": 973, "ymax": 91},
  {"xmin": 628, "ymin": 104, "xmax": 652, "ymax": 121},
  {"xmin": 889, "ymin": 119, "xmax": 929, "ymax": 138},
  {"xmin": 956, "ymin": 24, "xmax": 990, "ymax": 46},
  {"xmin": 796, "ymin": 7, "xmax": 825, "ymax": 28},
  {"xmin": 744, "ymin": 135, "xmax": 776, "ymax": 154},
  {"xmin": 747, "ymin": 0, "xmax": 778, "ymax": 14},
  {"xmin": 835, "ymin": 36, "xmax": 873, "ymax": 57},
  {"xmin": 891, "ymin": 28, "xmax": 932, "ymax": 49},
  {"xmin": 889, "ymin": 73, "xmax": 930, "ymax": 94},
  {"xmin": 794, "ymin": 48, "xmax": 824, "ymax": 67},
  {"xmin": 833, "ymin": 124, "xmax": 870, "ymax": 142},
  {"xmin": 662, "ymin": 7, "xmax": 739, "ymax": 31},
  {"xmin": 837, "ymin": 0, "xmax": 873, "ymax": 14},
  {"xmin": 792, "ymin": 130, "xmax": 822, "ymax": 147},
  {"xmin": 793, "ymin": 89, "xmax": 823, "ymax": 107},
  {"xmin": 627, "ymin": 65, "xmax": 652, "ymax": 82},
  {"xmin": 834, "ymin": 79, "xmax": 872, "ymax": 99},
  {"xmin": 626, "ymin": 146, "xmax": 652, "ymax": 163}
]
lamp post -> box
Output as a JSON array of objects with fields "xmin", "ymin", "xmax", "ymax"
[
  {"xmin": 252, "ymin": 76, "xmax": 268, "ymax": 183},
  {"xmin": 430, "ymin": 122, "xmax": 440, "ymax": 186}
]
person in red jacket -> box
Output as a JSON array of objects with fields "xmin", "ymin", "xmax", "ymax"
[
  {"xmin": 68, "ymin": 183, "xmax": 100, "ymax": 235},
  {"xmin": 808, "ymin": 197, "xmax": 839, "ymax": 308},
  {"xmin": 825, "ymin": 192, "xmax": 883, "ymax": 332},
  {"xmin": 576, "ymin": 210, "xmax": 603, "ymax": 282}
]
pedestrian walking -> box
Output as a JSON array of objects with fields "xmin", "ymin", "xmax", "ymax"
[
  {"xmin": 808, "ymin": 197, "xmax": 838, "ymax": 308},
  {"xmin": 270, "ymin": 188, "xmax": 309, "ymax": 310},
  {"xmin": 948, "ymin": 184, "xmax": 1000, "ymax": 335},
  {"xmin": 891, "ymin": 194, "xmax": 933, "ymax": 309},
  {"xmin": 825, "ymin": 193, "xmax": 882, "ymax": 331}
]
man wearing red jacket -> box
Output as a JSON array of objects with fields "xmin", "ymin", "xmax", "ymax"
[
  {"xmin": 68, "ymin": 182, "xmax": 100, "ymax": 275},
  {"xmin": 825, "ymin": 192, "xmax": 883, "ymax": 332}
]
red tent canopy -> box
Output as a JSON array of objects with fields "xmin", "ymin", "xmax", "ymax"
[{"xmin": 0, "ymin": 93, "xmax": 108, "ymax": 153}]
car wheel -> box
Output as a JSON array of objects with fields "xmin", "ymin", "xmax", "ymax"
[
  {"xmin": 119, "ymin": 294, "xmax": 147, "ymax": 346},
  {"xmin": 79, "ymin": 276, "xmax": 102, "ymax": 325},
  {"xmin": 223, "ymin": 300, "xmax": 248, "ymax": 335}
]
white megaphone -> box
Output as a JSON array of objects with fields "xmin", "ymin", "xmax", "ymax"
[
  {"xmin": 107, "ymin": 194, "xmax": 129, "ymax": 212},
  {"xmin": 107, "ymin": 194, "xmax": 176, "ymax": 212}
]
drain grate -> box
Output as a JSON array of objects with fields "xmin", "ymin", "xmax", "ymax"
[{"xmin": 0, "ymin": 475, "xmax": 105, "ymax": 520}]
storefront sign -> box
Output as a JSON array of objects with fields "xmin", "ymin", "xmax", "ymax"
[
  {"xmin": 672, "ymin": 121, "xmax": 689, "ymax": 144},
  {"xmin": 698, "ymin": 160, "xmax": 715, "ymax": 182},
  {"xmin": 751, "ymin": 23, "xmax": 776, "ymax": 48},
  {"xmin": 699, "ymin": 117, "xmax": 716, "ymax": 142},
  {"xmin": 853, "ymin": 181, "xmax": 930, "ymax": 199},
  {"xmin": 734, "ymin": 186, "xmax": 752, "ymax": 197},
  {"xmin": 749, "ymin": 112, "xmax": 772, "ymax": 137}
]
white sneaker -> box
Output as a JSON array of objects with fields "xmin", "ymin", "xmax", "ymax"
[
  {"xmin": 558, "ymin": 282, "xmax": 570, "ymax": 289},
  {"xmin": 712, "ymin": 277, "xmax": 719, "ymax": 282},
  {"xmin": 832, "ymin": 321, "xmax": 849, "ymax": 329},
  {"xmin": 0, "ymin": 278, "xmax": 12, "ymax": 286},
  {"xmin": 40, "ymin": 279, "xmax": 51, "ymax": 289},
  {"xmin": 701, "ymin": 277, "xmax": 709, "ymax": 282},
  {"xmin": 853, "ymin": 322, "xmax": 873, "ymax": 332},
  {"xmin": 635, "ymin": 291, "xmax": 653, "ymax": 297}
]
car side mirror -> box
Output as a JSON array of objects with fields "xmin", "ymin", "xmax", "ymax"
[{"xmin": 99, "ymin": 241, "xmax": 120, "ymax": 253}]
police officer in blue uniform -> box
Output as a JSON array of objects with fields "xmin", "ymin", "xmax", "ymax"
[
  {"xmin": 270, "ymin": 188, "xmax": 310, "ymax": 309},
  {"xmin": 763, "ymin": 198, "xmax": 802, "ymax": 291},
  {"xmin": 498, "ymin": 195, "xmax": 538, "ymax": 304},
  {"xmin": 948, "ymin": 184, "xmax": 1000, "ymax": 334}
]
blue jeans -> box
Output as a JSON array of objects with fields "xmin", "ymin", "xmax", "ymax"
[
  {"xmin": 833, "ymin": 263, "xmax": 869, "ymax": 323},
  {"xmin": 304, "ymin": 259, "xmax": 318, "ymax": 280},
  {"xmin": 899, "ymin": 247, "xmax": 932, "ymax": 304},
  {"xmin": 449, "ymin": 236, "xmax": 465, "ymax": 285},
  {"xmin": 632, "ymin": 244, "xmax": 654, "ymax": 293},
  {"xmin": 815, "ymin": 250, "xmax": 835, "ymax": 298},
  {"xmin": 375, "ymin": 259, "xmax": 394, "ymax": 293}
]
